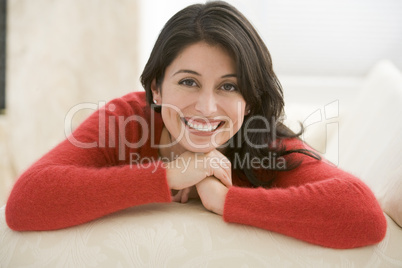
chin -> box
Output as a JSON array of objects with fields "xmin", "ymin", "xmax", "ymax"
[
  {"xmin": 184, "ymin": 145, "xmax": 216, "ymax": 154},
  {"xmin": 183, "ymin": 139, "xmax": 229, "ymax": 154},
  {"xmin": 194, "ymin": 148, "xmax": 216, "ymax": 153}
]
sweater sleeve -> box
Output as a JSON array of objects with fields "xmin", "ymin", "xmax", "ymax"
[
  {"xmin": 223, "ymin": 140, "xmax": 387, "ymax": 249},
  {"xmin": 6, "ymin": 96, "xmax": 172, "ymax": 231}
]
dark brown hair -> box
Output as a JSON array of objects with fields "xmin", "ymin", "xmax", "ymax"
[{"xmin": 140, "ymin": 1, "xmax": 320, "ymax": 187}]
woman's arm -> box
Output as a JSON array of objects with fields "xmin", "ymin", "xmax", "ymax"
[
  {"xmin": 6, "ymin": 156, "xmax": 171, "ymax": 231},
  {"xmin": 222, "ymin": 146, "xmax": 387, "ymax": 249},
  {"xmin": 6, "ymin": 95, "xmax": 172, "ymax": 231}
]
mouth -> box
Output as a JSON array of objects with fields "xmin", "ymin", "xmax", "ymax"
[{"xmin": 182, "ymin": 117, "xmax": 224, "ymax": 133}]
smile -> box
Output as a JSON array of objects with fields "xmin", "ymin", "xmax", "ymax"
[{"xmin": 182, "ymin": 117, "xmax": 224, "ymax": 132}]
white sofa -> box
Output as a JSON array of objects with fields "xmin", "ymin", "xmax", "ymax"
[{"xmin": 1, "ymin": 61, "xmax": 401, "ymax": 267}]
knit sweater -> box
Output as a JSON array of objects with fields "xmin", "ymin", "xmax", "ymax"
[{"xmin": 5, "ymin": 91, "xmax": 387, "ymax": 249}]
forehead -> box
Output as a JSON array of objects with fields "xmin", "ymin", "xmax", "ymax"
[{"xmin": 165, "ymin": 41, "xmax": 236, "ymax": 76}]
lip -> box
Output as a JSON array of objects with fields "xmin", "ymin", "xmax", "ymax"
[{"xmin": 181, "ymin": 117, "xmax": 224, "ymax": 136}]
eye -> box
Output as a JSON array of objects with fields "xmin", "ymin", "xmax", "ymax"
[
  {"xmin": 220, "ymin": 83, "xmax": 238, "ymax": 92},
  {"xmin": 179, "ymin": 78, "xmax": 198, "ymax": 87}
]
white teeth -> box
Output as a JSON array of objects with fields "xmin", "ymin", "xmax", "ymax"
[{"xmin": 185, "ymin": 120, "xmax": 220, "ymax": 132}]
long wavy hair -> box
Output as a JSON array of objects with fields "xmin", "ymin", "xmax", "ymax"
[{"xmin": 140, "ymin": 1, "xmax": 320, "ymax": 187}]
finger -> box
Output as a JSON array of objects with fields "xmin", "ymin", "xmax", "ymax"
[
  {"xmin": 172, "ymin": 190, "xmax": 182, "ymax": 202},
  {"xmin": 208, "ymin": 150, "xmax": 232, "ymax": 184},
  {"xmin": 211, "ymin": 166, "xmax": 232, "ymax": 188},
  {"xmin": 180, "ymin": 187, "xmax": 190, "ymax": 203}
]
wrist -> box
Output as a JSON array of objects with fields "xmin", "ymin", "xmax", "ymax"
[
  {"xmin": 217, "ymin": 187, "xmax": 229, "ymax": 215},
  {"xmin": 164, "ymin": 161, "xmax": 177, "ymax": 190}
]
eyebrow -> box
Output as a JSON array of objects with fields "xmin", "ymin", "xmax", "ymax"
[{"xmin": 173, "ymin": 69, "xmax": 237, "ymax": 78}]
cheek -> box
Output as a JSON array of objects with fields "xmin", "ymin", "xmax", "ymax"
[
  {"xmin": 227, "ymin": 100, "xmax": 247, "ymax": 124},
  {"xmin": 161, "ymin": 106, "xmax": 180, "ymax": 124},
  {"xmin": 161, "ymin": 106, "xmax": 185, "ymax": 138}
]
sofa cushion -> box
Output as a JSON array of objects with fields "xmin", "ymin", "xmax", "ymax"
[
  {"xmin": 327, "ymin": 60, "xmax": 402, "ymax": 227},
  {"xmin": 0, "ymin": 202, "xmax": 401, "ymax": 267}
]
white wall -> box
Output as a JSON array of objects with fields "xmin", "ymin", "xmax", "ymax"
[
  {"xmin": 6, "ymin": 0, "xmax": 141, "ymax": 177},
  {"xmin": 257, "ymin": 0, "xmax": 402, "ymax": 76}
]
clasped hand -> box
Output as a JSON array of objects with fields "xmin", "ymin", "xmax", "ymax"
[{"xmin": 165, "ymin": 150, "xmax": 232, "ymax": 215}]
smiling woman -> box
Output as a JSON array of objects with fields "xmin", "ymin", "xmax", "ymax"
[{"xmin": 5, "ymin": 1, "xmax": 386, "ymax": 249}]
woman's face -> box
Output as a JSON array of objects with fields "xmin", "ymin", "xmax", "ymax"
[{"xmin": 152, "ymin": 41, "xmax": 248, "ymax": 153}]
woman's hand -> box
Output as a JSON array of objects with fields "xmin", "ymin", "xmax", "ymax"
[
  {"xmin": 165, "ymin": 150, "xmax": 232, "ymax": 190},
  {"xmin": 196, "ymin": 176, "xmax": 229, "ymax": 215},
  {"xmin": 171, "ymin": 186, "xmax": 199, "ymax": 203}
]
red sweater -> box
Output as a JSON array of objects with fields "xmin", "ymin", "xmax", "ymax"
[{"xmin": 6, "ymin": 91, "xmax": 386, "ymax": 249}]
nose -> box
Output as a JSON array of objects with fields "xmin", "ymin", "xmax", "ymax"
[{"xmin": 194, "ymin": 89, "xmax": 218, "ymax": 116}]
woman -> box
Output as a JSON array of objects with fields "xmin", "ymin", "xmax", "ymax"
[{"xmin": 6, "ymin": 1, "xmax": 386, "ymax": 249}]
